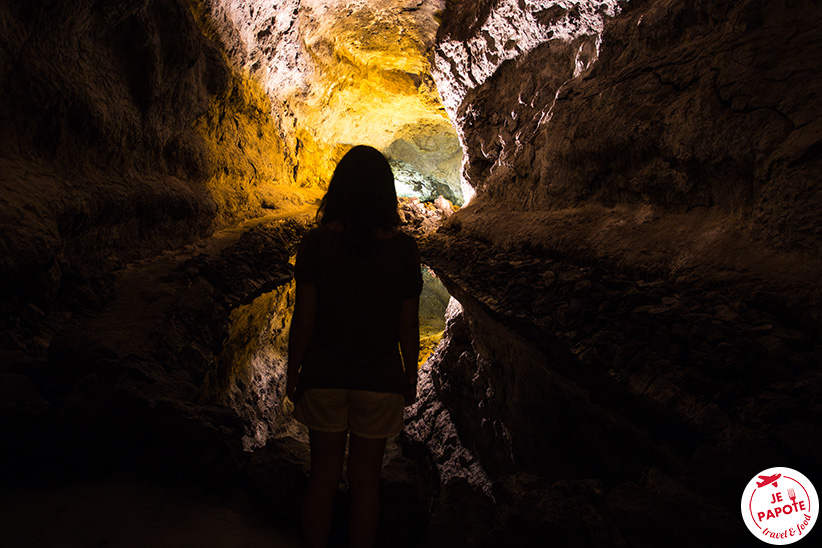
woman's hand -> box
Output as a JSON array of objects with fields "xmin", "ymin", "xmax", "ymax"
[
  {"xmin": 404, "ymin": 379, "xmax": 417, "ymax": 407},
  {"xmin": 286, "ymin": 370, "xmax": 299, "ymax": 402}
]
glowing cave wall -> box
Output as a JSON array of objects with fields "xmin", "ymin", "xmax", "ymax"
[
  {"xmin": 197, "ymin": 0, "xmax": 463, "ymax": 200},
  {"xmin": 1, "ymin": 1, "xmax": 820, "ymax": 546}
]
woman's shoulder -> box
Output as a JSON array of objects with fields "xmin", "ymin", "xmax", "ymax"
[
  {"xmin": 299, "ymin": 226, "xmax": 329, "ymax": 253},
  {"xmin": 305, "ymin": 223, "xmax": 341, "ymax": 241},
  {"xmin": 389, "ymin": 230, "xmax": 420, "ymax": 261},
  {"xmin": 395, "ymin": 230, "xmax": 418, "ymax": 246},
  {"xmin": 374, "ymin": 227, "xmax": 416, "ymax": 246}
]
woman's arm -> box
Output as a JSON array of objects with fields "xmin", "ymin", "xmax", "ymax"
[
  {"xmin": 286, "ymin": 280, "xmax": 317, "ymax": 401},
  {"xmin": 399, "ymin": 296, "xmax": 420, "ymax": 406}
]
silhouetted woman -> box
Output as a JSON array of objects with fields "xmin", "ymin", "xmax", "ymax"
[{"xmin": 286, "ymin": 145, "xmax": 422, "ymax": 548}]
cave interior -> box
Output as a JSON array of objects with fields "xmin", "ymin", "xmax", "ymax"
[{"xmin": 1, "ymin": 0, "xmax": 821, "ymax": 546}]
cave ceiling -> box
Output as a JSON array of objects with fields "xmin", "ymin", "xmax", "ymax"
[
  {"xmin": 199, "ymin": 0, "xmax": 624, "ymax": 203},
  {"xmin": 203, "ymin": 0, "xmax": 456, "ymax": 190},
  {"xmin": 2, "ymin": 1, "xmax": 822, "ymax": 544}
]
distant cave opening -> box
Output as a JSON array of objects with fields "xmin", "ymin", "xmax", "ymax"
[
  {"xmin": 384, "ymin": 121, "xmax": 466, "ymax": 207},
  {"xmin": 190, "ymin": 0, "xmax": 472, "ymax": 510}
]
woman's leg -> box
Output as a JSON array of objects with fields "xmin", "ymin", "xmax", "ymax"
[
  {"xmin": 303, "ymin": 429, "xmax": 348, "ymax": 548},
  {"xmin": 347, "ymin": 434, "xmax": 387, "ymax": 548}
]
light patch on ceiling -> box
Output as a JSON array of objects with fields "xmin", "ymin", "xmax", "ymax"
[
  {"xmin": 432, "ymin": 0, "xmax": 623, "ymax": 120},
  {"xmin": 207, "ymin": 0, "xmax": 458, "ymax": 190}
]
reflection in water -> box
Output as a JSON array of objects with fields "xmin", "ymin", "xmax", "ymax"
[{"xmin": 419, "ymin": 266, "xmax": 451, "ymax": 366}]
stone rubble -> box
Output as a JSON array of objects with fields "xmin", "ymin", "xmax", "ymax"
[
  {"xmin": 2, "ymin": 0, "xmax": 821, "ymax": 546},
  {"xmin": 403, "ymin": 228, "xmax": 821, "ymax": 546}
]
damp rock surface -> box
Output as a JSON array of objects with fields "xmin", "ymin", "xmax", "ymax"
[
  {"xmin": 2, "ymin": 1, "xmax": 821, "ymax": 547},
  {"xmin": 410, "ymin": 5, "xmax": 822, "ymax": 543},
  {"xmin": 410, "ymin": 230, "xmax": 820, "ymax": 546}
]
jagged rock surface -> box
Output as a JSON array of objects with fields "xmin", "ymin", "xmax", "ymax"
[
  {"xmin": 201, "ymin": 0, "xmax": 453, "ymax": 188},
  {"xmin": 402, "ymin": 0, "xmax": 822, "ymax": 545},
  {"xmin": 2, "ymin": 0, "xmax": 821, "ymax": 546},
  {"xmin": 1, "ymin": 216, "xmax": 304, "ymax": 475},
  {"xmin": 0, "ymin": 0, "xmax": 219, "ymax": 305},
  {"xmin": 436, "ymin": 0, "xmax": 822, "ymax": 283},
  {"xmin": 411, "ymin": 230, "xmax": 821, "ymax": 545}
]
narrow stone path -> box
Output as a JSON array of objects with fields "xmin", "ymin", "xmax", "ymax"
[
  {"xmin": 0, "ymin": 477, "xmax": 301, "ymax": 548},
  {"xmin": 2, "ymin": 207, "xmax": 316, "ymax": 548},
  {"xmin": 81, "ymin": 204, "xmax": 315, "ymax": 357}
]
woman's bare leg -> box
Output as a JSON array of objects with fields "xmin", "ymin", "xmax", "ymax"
[
  {"xmin": 303, "ymin": 429, "xmax": 348, "ymax": 548},
  {"xmin": 347, "ymin": 434, "xmax": 387, "ymax": 548}
]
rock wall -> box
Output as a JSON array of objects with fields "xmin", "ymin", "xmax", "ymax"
[
  {"xmin": 199, "ymin": 0, "xmax": 456, "ymax": 189},
  {"xmin": 404, "ymin": 0, "xmax": 822, "ymax": 544},
  {"xmin": 2, "ymin": 0, "xmax": 820, "ymax": 544},
  {"xmin": 0, "ymin": 2, "xmax": 314, "ymax": 516},
  {"xmin": 432, "ymin": 0, "xmax": 619, "ymax": 121},
  {"xmin": 387, "ymin": 120, "xmax": 465, "ymax": 205},
  {"xmin": 410, "ymin": 231, "xmax": 820, "ymax": 544},
  {"xmin": 0, "ymin": 0, "xmax": 211, "ymax": 304},
  {"xmin": 432, "ymin": 0, "xmax": 822, "ymax": 323},
  {"xmin": 0, "ymin": 0, "xmax": 309, "ymax": 310}
]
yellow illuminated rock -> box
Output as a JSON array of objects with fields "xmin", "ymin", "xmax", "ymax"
[
  {"xmin": 292, "ymin": 1, "xmax": 451, "ymax": 187},
  {"xmin": 418, "ymin": 268, "xmax": 450, "ymax": 366},
  {"xmin": 203, "ymin": 281, "xmax": 295, "ymax": 449},
  {"xmin": 189, "ymin": 1, "xmax": 323, "ymax": 229},
  {"xmin": 188, "ymin": 0, "xmax": 456, "ymax": 223}
]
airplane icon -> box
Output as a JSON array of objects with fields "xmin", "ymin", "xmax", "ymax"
[{"xmin": 757, "ymin": 474, "xmax": 781, "ymax": 488}]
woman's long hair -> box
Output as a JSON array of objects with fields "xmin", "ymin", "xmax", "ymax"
[{"xmin": 316, "ymin": 145, "xmax": 401, "ymax": 256}]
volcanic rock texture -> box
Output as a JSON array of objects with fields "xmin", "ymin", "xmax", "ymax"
[
  {"xmin": 0, "ymin": 0, "xmax": 314, "ymax": 539},
  {"xmin": 200, "ymin": 0, "xmax": 461, "ymax": 194},
  {"xmin": 404, "ymin": 0, "xmax": 822, "ymax": 545},
  {"xmin": 0, "ymin": 0, "xmax": 317, "ymax": 308},
  {"xmin": 1, "ymin": 0, "xmax": 821, "ymax": 547},
  {"xmin": 435, "ymin": 0, "xmax": 822, "ymax": 307}
]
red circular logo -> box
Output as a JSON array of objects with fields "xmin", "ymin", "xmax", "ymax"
[{"xmin": 741, "ymin": 467, "xmax": 818, "ymax": 544}]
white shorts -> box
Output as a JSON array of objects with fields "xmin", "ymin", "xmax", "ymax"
[{"xmin": 293, "ymin": 388, "xmax": 405, "ymax": 438}]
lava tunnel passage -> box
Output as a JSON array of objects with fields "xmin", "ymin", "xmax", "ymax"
[
  {"xmin": 5, "ymin": 0, "xmax": 822, "ymax": 546},
  {"xmin": 204, "ymin": 235, "xmax": 456, "ymax": 453},
  {"xmin": 385, "ymin": 123, "xmax": 466, "ymax": 207}
]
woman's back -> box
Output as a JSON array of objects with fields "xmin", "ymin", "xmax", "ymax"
[
  {"xmin": 294, "ymin": 223, "xmax": 422, "ymax": 394},
  {"xmin": 287, "ymin": 145, "xmax": 421, "ymax": 548}
]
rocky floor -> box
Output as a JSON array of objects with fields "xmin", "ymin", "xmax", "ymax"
[
  {"xmin": 3, "ymin": 196, "xmax": 819, "ymax": 547},
  {"xmin": 403, "ymin": 226, "xmax": 822, "ymax": 547},
  {"xmin": 0, "ymin": 475, "xmax": 301, "ymax": 548},
  {"xmin": 1, "ymin": 203, "xmax": 433, "ymax": 547}
]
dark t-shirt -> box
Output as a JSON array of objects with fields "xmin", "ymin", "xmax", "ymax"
[{"xmin": 294, "ymin": 225, "xmax": 423, "ymax": 394}]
